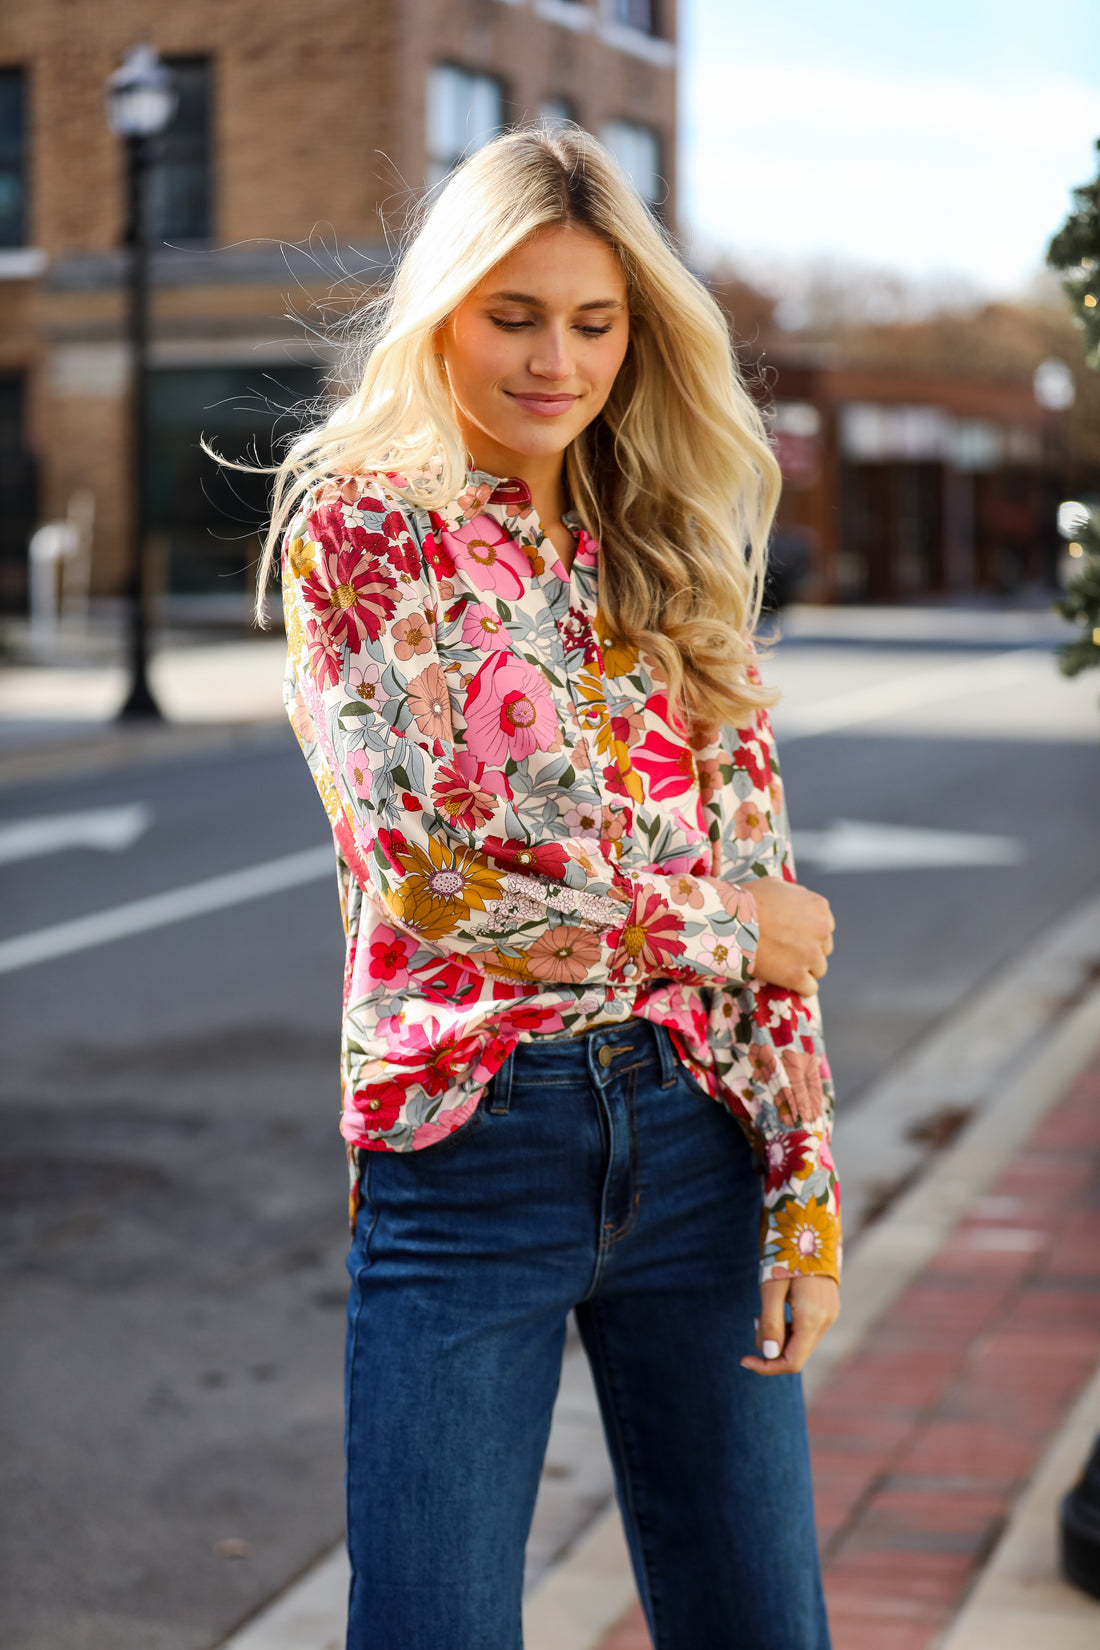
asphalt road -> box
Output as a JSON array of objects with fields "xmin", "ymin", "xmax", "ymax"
[{"xmin": 1, "ymin": 657, "xmax": 1098, "ymax": 1650}]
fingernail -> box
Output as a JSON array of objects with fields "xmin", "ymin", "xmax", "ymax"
[
  {"xmin": 753, "ymin": 1317, "xmax": 760, "ymax": 1331},
  {"xmin": 762, "ymin": 1339, "xmax": 781, "ymax": 1360}
]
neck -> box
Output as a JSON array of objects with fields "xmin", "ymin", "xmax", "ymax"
[{"xmin": 463, "ymin": 432, "xmax": 567, "ymax": 530}]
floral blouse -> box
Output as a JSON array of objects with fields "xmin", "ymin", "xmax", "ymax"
[{"xmin": 281, "ymin": 470, "xmax": 841, "ymax": 1282}]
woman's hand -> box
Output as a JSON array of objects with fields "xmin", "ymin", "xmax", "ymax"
[
  {"xmin": 750, "ymin": 877, "xmax": 834, "ymax": 996},
  {"xmin": 740, "ymin": 1275, "xmax": 840, "ymax": 1376}
]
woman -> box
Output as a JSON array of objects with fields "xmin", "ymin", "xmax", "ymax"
[{"xmin": 264, "ymin": 128, "xmax": 839, "ymax": 1649}]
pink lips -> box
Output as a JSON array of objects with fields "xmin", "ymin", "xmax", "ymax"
[{"xmin": 506, "ymin": 392, "xmax": 579, "ymax": 417}]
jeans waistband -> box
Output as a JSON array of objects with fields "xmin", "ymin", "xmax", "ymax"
[{"xmin": 500, "ymin": 1017, "xmax": 679, "ymax": 1091}]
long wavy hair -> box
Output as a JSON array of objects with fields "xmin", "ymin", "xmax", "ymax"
[{"xmin": 256, "ymin": 126, "xmax": 781, "ymax": 729}]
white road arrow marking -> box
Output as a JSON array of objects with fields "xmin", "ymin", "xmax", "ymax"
[
  {"xmin": 0, "ymin": 803, "xmax": 153, "ymax": 869},
  {"xmin": 791, "ymin": 818, "xmax": 1025, "ymax": 874}
]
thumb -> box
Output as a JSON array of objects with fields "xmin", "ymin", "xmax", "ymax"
[{"xmin": 758, "ymin": 1278, "xmax": 790, "ymax": 1362}]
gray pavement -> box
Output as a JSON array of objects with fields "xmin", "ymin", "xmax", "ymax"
[{"xmin": 1, "ymin": 609, "xmax": 1098, "ymax": 1649}]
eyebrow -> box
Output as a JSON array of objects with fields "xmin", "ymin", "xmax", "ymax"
[{"xmin": 481, "ymin": 290, "xmax": 626, "ymax": 312}]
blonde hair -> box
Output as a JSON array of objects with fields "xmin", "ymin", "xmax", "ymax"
[{"xmin": 258, "ymin": 126, "xmax": 781, "ymax": 728}]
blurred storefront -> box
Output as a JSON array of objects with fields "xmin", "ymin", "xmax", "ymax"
[
  {"xmin": 0, "ymin": 0, "xmax": 676, "ymax": 615},
  {"xmin": 769, "ymin": 361, "xmax": 1071, "ymax": 605}
]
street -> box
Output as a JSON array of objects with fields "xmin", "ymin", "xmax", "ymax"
[{"xmin": 1, "ymin": 626, "xmax": 1098, "ymax": 1650}]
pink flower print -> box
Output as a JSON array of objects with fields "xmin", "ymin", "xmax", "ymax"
[
  {"xmin": 392, "ymin": 611, "xmax": 435, "ymax": 661},
  {"xmin": 305, "ymin": 616, "xmax": 342, "ymax": 689},
  {"xmin": 442, "ymin": 514, "xmax": 531, "ymax": 598},
  {"xmin": 600, "ymin": 805, "xmax": 630, "ymax": 844},
  {"xmin": 631, "ymin": 729, "xmax": 696, "ymax": 801},
  {"xmin": 368, "ymin": 925, "xmax": 415, "ymax": 988},
  {"xmin": 345, "ymin": 751, "xmax": 374, "ymax": 800},
  {"xmin": 348, "ymin": 660, "xmax": 389, "ymax": 711},
  {"xmin": 734, "ymin": 797, "xmax": 769, "ymax": 842},
  {"xmin": 432, "ymin": 753, "xmax": 504, "ymax": 830},
  {"xmin": 717, "ymin": 880, "xmax": 757, "ymax": 924},
  {"xmin": 406, "ymin": 663, "xmax": 453, "ymax": 743},
  {"xmin": 696, "ymin": 932, "xmax": 739, "ymax": 975},
  {"xmin": 463, "ymin": 652, "xmax": 559, "ymax": 765},
  {"xmin": 609, "ymin": 707, "xmax": 646, "ymax": 749},
  {"xmin": 561, "ymin": 802, "xmax": 602, "ymax": 838},
  {"xmin": 301, "ymin": 530, "xmax": 399, "ymax": 648},
  {"xmin": 667, "ymin": 872, "xmax": 705, "ymax": 909},
  {"xmin": 748, "ymin": 1042, "xmax": 778, "ymax": 1085},
  {"xmin": 461, "ymin": 602, "xmax": 511, "ymax": 652}
]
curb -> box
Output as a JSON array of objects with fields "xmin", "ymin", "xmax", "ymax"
[{"xmin": 937, "ymin": 1358, "xmax": 1100, "ymax": 1650}]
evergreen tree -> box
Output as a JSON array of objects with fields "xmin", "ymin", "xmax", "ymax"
[{"xmin": 1048, "ymin": 138, "xmax": 1100, "ymax": 686}]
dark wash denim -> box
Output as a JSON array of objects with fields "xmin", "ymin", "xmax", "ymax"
[{"xmin": 345, "ymin": 1018, "xmax": 831, "ymax": 1650}]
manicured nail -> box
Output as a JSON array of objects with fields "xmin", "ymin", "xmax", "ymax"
[{"xmin": 762, "ymin": 1339, "xmax": 781, "ymax": 1360}]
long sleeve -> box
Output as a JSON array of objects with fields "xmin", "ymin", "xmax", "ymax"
[{"xmin": 282, "ymin": 484, "xmax": 759, "ymax": 995}]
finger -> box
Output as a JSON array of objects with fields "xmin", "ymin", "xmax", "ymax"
[
  {"xmin": 742, "ymin": 1322, "xmax": 819, "ymax": 1377},
  {"xmin": 757, "ymin": 1280, "xmax": 788, "ymax": 1361}
]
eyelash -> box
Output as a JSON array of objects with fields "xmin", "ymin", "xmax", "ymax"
[{"xmin": 490, "ymin": 319, "xmax": 614, "ymax": 338}]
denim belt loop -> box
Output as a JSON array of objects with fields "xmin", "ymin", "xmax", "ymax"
[
  {"xmin": 488, "ymin": 1050, "xmax": 515, "ymax": 1115},
  {"xmin": 653, "ymin": 1022, "xmax": 679, "ymax": 1090}
]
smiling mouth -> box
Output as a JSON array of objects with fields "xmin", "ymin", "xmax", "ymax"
[{"xmin": 505, "ymin": 392, "xmax": 580, "ymax": 416}]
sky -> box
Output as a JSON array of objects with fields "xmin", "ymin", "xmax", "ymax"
[{"xmin": 680, "ymin": 0, "xmax": 1100, "ymax": 297}]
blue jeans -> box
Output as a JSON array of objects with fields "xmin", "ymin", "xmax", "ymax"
[{"xmin": 345, "ymin": 1018, "xmax": 831, "ymax": 1650}]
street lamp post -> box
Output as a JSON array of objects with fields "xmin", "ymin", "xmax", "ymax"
[{"xmin": 106, "ymin": 46, "xmax": 177, "ymax": 721}]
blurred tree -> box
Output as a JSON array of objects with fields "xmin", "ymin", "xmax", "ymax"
[{"xmin": 1047, "ymin": 137, "xmax": 1100, "ymax": 689}]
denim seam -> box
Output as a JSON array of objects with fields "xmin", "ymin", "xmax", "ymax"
[
  {"xmin": 583, "ymin": 1302, "xmax": 665, "ymax": 1647},
  {"xmin": 344, "ymin": 1161, "xmax": 380, "ymax": 1605},
  {"xmin": 601, "ymin": 1063, "xmax": 642, "ymax": 1246}
]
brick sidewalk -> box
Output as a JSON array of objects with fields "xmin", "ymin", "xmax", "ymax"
[{"xmin": 596, "ymin": 1052, "xmax": 1100, "ymax": 1650}]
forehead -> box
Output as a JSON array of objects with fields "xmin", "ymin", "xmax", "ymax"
[{"xmin": 474, "ymin": 224, "xmax": 628, "ymax": 305}]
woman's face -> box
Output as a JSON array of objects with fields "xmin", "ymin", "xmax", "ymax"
[{"xmin": 436, "ymin": 224, "xmax": 631, "ymax": 473}]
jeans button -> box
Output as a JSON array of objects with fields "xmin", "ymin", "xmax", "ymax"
[{"xmin": 598, "ymin": 1044, "xmax": 613, "ymax": 1068}]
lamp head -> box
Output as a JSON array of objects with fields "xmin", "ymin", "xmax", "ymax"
[{"xmin": 106, "ymin": 45, "xmax": 177, "ymax": 139}]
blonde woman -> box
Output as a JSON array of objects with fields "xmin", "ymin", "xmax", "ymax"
[{"xmin": 270, "ymin": 128, "xmax": 838, "ymax": 1649}]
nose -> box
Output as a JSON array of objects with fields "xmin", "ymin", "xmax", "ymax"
[{"xmin": 529, "ymin": 322, "xmax": 573, "ymax": 382}]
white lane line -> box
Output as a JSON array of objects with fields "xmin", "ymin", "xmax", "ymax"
[
  {"xmin": 0, "ymin": 803, "xmax": 152, "ymax": 868},
  {"xmin": 792, "ymin": 818, "xmax": 1025, "ymax": 873},
  {"xmin": 0, "ymin": 844, "xmax": 334, "ymax": 976},
  {"xmin": 773, "ymin": 648, "xmax": 1039, "ymax": 741}
]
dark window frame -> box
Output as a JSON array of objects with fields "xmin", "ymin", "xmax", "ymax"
[
  {"xmin": 146, "ymin": 54, "xmax": 213, "ymax": 245},
  {"xmin": 0, "ymin": 64, "xmax": 28, "ymax": 249}
]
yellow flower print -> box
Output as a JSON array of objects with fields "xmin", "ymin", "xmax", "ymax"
[
  {"xmin": 386, "ymin": 837, "xmax": 504, "ymax": 941},
  {"xmin": 287, "ymin": 535, "xmax": 316, "ymax": 579},
  {"xmin": 468, "ymin": 948, "xmax": 534, "ymax": 982},
  {"xmin": 593, "ymin": 609, "xmax": 639, "ymax": 677},
  {"xmin": 772, "ymin": 1198, "xmax": 838, "ymax": 1276}
]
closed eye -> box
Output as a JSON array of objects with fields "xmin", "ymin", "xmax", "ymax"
[{"xmin": 490, "ymin": 318, "xmax": 614, "ymax": 337}]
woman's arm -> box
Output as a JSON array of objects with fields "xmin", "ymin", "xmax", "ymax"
[{"xmin": 283, "ymin": 486, "xmax": 765, "ymax": 992}]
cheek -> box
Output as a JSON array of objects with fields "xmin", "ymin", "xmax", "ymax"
[{"xmin": 448, "ymin": 320, "xmax": 514, "ymax": 403}]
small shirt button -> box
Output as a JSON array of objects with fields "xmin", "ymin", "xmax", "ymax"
[{"xmin": 368, "ymin": 1099, "xmax": 381, "ymax": 1111}]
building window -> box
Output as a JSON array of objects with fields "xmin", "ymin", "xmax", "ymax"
[
  {"xmin": 600, "ymin": 120, "xmax": 660, "ymax": 205},
  {"xmin": 146, "ymin": 57, "xmax": 212, "ymax": 243},
  {"xmin": 612, "ymin": 0, "xmax": 656, "ymax": 32},
  {"xmin": 426, "ymin": 65, "xmax": 504, "ymax": 187},
  {"xmin": 538, "ymin": 97, "xmax": 574, "ymax": 130},
  {"xmin": 0, "ymin": 68, "xmax": 27, "ymax": 248}
]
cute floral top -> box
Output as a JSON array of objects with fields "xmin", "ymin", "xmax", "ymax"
[{"xmin": 281, "ymin": 469, "xmax": 841, "ymax": 1282}]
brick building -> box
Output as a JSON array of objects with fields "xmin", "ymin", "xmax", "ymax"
[{"xmin": 0, "ymin": 0, "xmax": 676, "ymax": 612}]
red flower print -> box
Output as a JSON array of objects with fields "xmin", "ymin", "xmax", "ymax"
[
  {"xmin": 764, "ymin": 1130, "xmax": 813, "ymax": 1194},
  {"xmin": 499, "ymin": 1003, "xmax": 566, "ymax": 1034},
  {"xmin": 631, "ymin": 730, "xmax": 696, "ymax": 800},
  {"xmin": 305, "ymin": 616, "xmax": 343, "ymax": 689},
  {"xmin": 376, "ymin": 827, "xmax": 411, "ymax": 873},
  {"xmin": 380, "ymin": 511, "xmax": 421, "ymax": 579},
  {"xmin": 432, "ymin": 755, "xmax": 502, "ymax": 830},
  {"xmin": 732, "ymin": 733, "xmax": 771, "ymax": 790},
  {"xmin": 412, "ymin": 956, "xmax": 482, "ymax": 1005},
  {"xmin": 368, "ymin": 926, "xmax": 415, "ymax": 987},
  {"xmin": 482, "ymin": 836, "xmax": 569, "ymax": 879},
  {"xmin": 609, "ymin": 884, "xmax": 687, "ymax": 975},
  {"xmin": 301, "ymin": 528, "xmax": 399, "ymax": 649},
  {"xmin": 422, "ymin": 530, "xmax": 456, "ymax": 579},
  {"xmin": 353, "ymin": 1080, "xmax": 407, "ymax": 1134}
]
